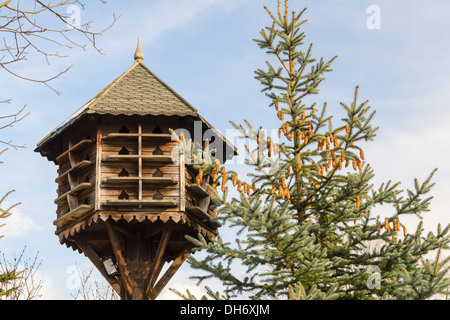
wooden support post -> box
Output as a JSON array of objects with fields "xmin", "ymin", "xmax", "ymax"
[
  {"xmin": 95, "ymin": 121, "xmax": 102, "ymax": 210},
  {"xmin": 144, "ymin": 224, "xmax": 172, "ymax": 299},
  {"xmin": 138, "ymin": 123, "xmax": 143, "ymax": 209},
  {"xmin": 105, "ymin": 219, "xmax": 134, "ymax": 299},
  {"xmin": 179, "ymin": 152, "xmax": 185, "ymax": 212}
]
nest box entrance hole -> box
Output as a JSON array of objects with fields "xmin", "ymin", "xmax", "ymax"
[
  {"xmin": 119, "ymin": 147, "xmax": 129, "ymax": 155},
  {"xmin": 152, "ymin": 126, "xmax": 163, "ymax": 134},
  {"xmin": 119, "ymin": 168, "xmax": 129, "ymax": 177},
  {"xmin": 119, "ymin": 190, "xmax": 129, "ymax": 200},
  {"xmin": 152, "ymin": 147, "xmax": 163, "ymax": 155},
  {"xmin": 153, "ymin": 168, "xmax": 163, "ymax": 177},
  {"xmin": 153, "ymin": 191, "xmax": 163, "ymax": 200},
  {"xmin": 119, "ymin": 126, "xmax": 130, "ymax": 133}
]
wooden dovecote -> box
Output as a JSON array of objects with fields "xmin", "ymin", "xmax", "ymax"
[{"xmin": 35, "ymin": 39, "xmax": 236, "ymax": 300}]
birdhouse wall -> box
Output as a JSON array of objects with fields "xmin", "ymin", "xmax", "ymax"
[
  {"xmin": 98, "ymin": 115, "xmax": 184, "ymax": 213},
  {"xmin": 49, "ymin": 113, "xmax": 221, "ymax": 239},
  {"xmin": 54, "ymin": 117, "xmax": 97, "ymax": 225}
]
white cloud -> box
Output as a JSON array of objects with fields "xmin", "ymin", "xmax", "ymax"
[
  {"xmin": 365, "ymin": 109, "xmax": 450, "ymax": 231},
  {"xmin": 1, "ymin": 208, "xmax": 42, "ymax": 238}
]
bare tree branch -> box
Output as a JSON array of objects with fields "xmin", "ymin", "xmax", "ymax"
[
  {"xmin": 0, "ymin": 0, "xmax": 118, "ymax": 145},
  {"xmin": 0, "ymin": 0, "xmax": 119, "ymax": 92},
  {"xmin": 0, "ymin": 248, "xmax": 43, "ymax": 300},
  {"xmin": 69, "ymin": 264, "xmax": 119, "ymax": 300},
  {"xmin": 0, "ymin": 100, "xmax": 28, "ymax": 148}
]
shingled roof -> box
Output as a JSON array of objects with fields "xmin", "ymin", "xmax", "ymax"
[
  {"xmin": 36, "ymin": 39, "xmax": 235, "ymax": 155},
  {"xmin": 82, "ymin": 61, "xmax": 198, "ymax": 117}
]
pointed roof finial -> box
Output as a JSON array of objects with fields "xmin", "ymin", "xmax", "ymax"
[{"xmin": 134, "ymin": 37, "xmax": 144, "ymax": 61}]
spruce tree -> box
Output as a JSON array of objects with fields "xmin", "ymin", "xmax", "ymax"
[
  {"xmin": 174, "ymin": 0, "xmax": 450, "ymax": 300},
  {"xmin": 0, "ymin": 149, "xmax": 20, "ymax": 298}
]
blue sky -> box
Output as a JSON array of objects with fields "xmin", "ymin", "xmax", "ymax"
[{"xmin": 1, "ymin": 0, "xmax": 450, "ymax": 299}]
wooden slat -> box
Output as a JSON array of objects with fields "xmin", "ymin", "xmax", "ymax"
[
  {"xmin": 186, "ymin": 183, "xmax": 209, "ymax": 198},
  {"xmin": 55, "ymin": 160, "xmax": 93, "ymax": 183},
  {"xmin": 104, "ymin": 177, "xmax": 176, "ymax": 184},
  {"xmin": 54, "ymin": 182, "xmax": 94, "ymax": 204},
  {"xmin": 56, "ymin": 139, "xmax": 94, "ymax": 162},
  {"xmin": 53, "ymin": 204, "xmax": 93, "ymax": 226},
  {"xmin": 102, "ymin": 155, "xmax": 173, "ymax": 162},
  {"xmin": 141, "ymin": 143, "xmax": 177, "ymax": 154},
  {"xmin": 102, "ymin": 144, "xmax": 138, "ymax": 154},
  {"xmin": 186, "ymin": 206, "xmax": 221, "ymax": 229},
  {"xmin": 186, "ymin": 206, "xmax": 213, "ymax": 221},
  {"xmin": 103, "ymin": 200, "xmax": 177, "ymax": 207},
  {"xmin": 103, "ymin": 133, "xmax": 172, "ymax": 140}
]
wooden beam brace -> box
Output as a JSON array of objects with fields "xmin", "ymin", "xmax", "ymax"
[
  {"xmin": 115, "ymin": 224, "xmax": 135, "ymax": 238},
  {"xmin": 68, "ymin": 139, "xmax": 81, "ymax": 168},
  {"xmin": 105, "ymin": 219, "xmax": 134, "ymax": 299},
  {"xmin": 144, "ymin": 224, "xmax": 172, "ymax": 298},
  {"xmin": 151, "ymin": 247, "xmax": 190, "ymax": 300}
]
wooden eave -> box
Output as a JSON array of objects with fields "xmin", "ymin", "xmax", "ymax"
[
  {"xmin": 55, "ymin": 210, "xmax": 218, "ymax": 253},
  {"xmin": 34, "ymin": 60, "xmax": 237, "ymax": 162}
]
